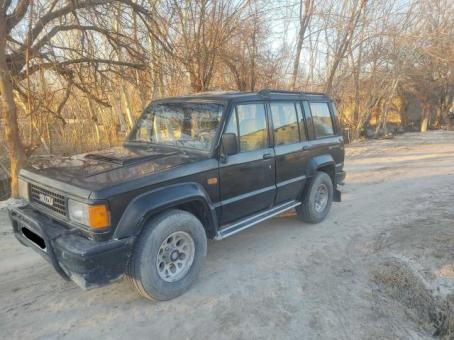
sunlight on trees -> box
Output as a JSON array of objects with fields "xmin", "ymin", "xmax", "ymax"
[{"xmin": 0, "ymin": 0, "xmax": 453, "ymax": 196}]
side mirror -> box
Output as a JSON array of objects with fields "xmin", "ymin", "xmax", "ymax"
[{"xmin": 221, "ymin": 133, "xmax": 238, "ymax": 157}]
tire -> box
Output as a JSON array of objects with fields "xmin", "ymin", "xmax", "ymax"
[
  {"xmin": 127, "ymin": 209, "xmax": 207, "ymax": 301},
  {"xmin": 296, "ymin": 171, "xmax": 333, "ymax": 224}
]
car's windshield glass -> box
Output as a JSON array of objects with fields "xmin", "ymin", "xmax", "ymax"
[{"xmin": 128, "ymin": 102, "xmax": 224, "ymax": 152}]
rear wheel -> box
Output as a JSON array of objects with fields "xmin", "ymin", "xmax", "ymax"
[
  {"xmin": 296, "ymin": 171, "xmax": 333, "ymax": 223},
  {"xmin": 127, "ymin": 209, "xmax": 207, "ymax": 301}
]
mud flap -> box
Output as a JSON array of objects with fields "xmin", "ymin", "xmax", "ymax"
[{"xmin": 334, "ymin": 189, "xmax": 342, "ymax": 202}]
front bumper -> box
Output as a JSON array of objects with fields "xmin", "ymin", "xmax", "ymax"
[{"xmin": 8, "ymin": 205, "xmax": 134, "ymax": 289}]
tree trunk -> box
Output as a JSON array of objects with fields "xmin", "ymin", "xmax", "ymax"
[
  {"xmin": 420, "ymin": 103, "xmax": 431, "ymax": 132},
  {"xmin": 421, "ymin": 117, "xmax": 429, "ymax": 132},
  {"xmin": 433, "ymin": 107, "xmax": 442, "ymax": 129},
  {"xmin": 87, "ymin": 98, "xmax": 101, "ymax": 143},
  {"xmin": 351, "ymin": 48, "xmax": 364, "ymax": 126},
  {"xmin": 0, "ymin": 21, "xmax": 26, "ymax": 197},
  {"xmin": 325, "ymin": 0, "xmax": 367, "ymax": 94},
  {"xmin": 374, "ymin": 105, "xmax": 384, "ymax": 137},
  {"xmin": 420, "ymin": 109, "xmax": 430, "ymax": 132},
  {"xmin": 291, "ymin": 0, "xmax": 313, "ymax": 90},
  {"xmin": 120, "ymin": 80, "xmax": 134, "ymax": 129},
  {"xmin": 46, "ymin": 121, "xmax": 52, "ymax": 154},
  {"xmin": 115, "ymin": 6, "xmax": 134, "ymax": 130},
  {"xmin": 399, "ymin": 95, "xmax": 408, "ymax": 129},
  {"xmin": 189, "ymin": 70, "xmax": 203, "ymax": 93}
]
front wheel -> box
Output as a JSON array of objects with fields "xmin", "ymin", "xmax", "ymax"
[
  {"xmin": 296, "ymin": 171, "xmax": 333, "ymax": 223},
  {"xmin": 127, "ymin": 209, "xmax": 207, "ymax": 301}
]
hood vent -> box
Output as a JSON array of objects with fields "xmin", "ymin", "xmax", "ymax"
[
  {"xmin": 84, "ymin": 150, "xmax": 179, "ymax": 166},
  {"xmin": 84, "ymin": 154, "xmax": 125, "ymax": 165}
]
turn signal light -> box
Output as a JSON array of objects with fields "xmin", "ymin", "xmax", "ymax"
[
  {"xmin": 68, "ymin": 200, "xmax": 110, "ymax": 229},
  {"xmin": 88, "ymin": 204, "xmax": 110, "ymax": 229}
]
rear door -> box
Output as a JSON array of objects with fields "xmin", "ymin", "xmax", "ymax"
[
  {"xmin": 269, "ymin": 101, "xmax": 311, "ymax": 204},
  {"xmin": 218, "ymin": 103, "xmax": 276, "ymax": 225}
]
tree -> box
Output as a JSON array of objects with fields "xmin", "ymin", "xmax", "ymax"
[
  {"xmin": 291, "ymin": 0, "xmax": 314, "ymax": 90},
  {"xmin": 1, "ymin": 0, "xmax": 453, "ymax": 199},
  {"xmin": 324, "ymin": 0, "xmax": 367, "ymax": 94},
  {"xmin": 0, "ymin": 0, "xmax": 149, "ymax": 196},
  {"xmin": 167, "ymin": 0, "xmax": 246, "ymax": 92}
]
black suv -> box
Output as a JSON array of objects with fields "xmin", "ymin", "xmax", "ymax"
[{"xmin": 8, "ymin": 90, "xmax": 345, "ymax": 300}]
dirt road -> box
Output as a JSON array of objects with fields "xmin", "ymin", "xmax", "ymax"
[{"xmin": 2, "ymin": 131, "xmax": 454, "ymax": 339}]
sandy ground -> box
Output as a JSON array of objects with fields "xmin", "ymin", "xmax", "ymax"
[{"xmin": 1, "ymin": 130, "xmax": 454, "ymax": 339}]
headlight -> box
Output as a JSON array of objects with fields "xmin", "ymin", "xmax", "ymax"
[
  {"xmin": 18, "ymin": 178, "xmax": 29, "ymax": 201},
  {"xmin": 68, "ymin": 200, "xmax": 110, "ymax": 229}
]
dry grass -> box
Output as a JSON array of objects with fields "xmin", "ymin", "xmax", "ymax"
[{"xmin": 373, "ymin": 259, "xmax": 454, "ymax": 339}]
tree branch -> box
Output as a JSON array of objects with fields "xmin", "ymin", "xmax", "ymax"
[
  {"xmin": 17, "ymin": 58, "xmax": 145, "ymax": 80},
  {"xmin": 29, "ymin": 24, "xmax": 133, "ymax": 55},
  {"xmin": 6, "ymin": 0, "xmax": 30, "ymax": 32},
  {"xmin": 24, "ymin": 0, "xmax": 108, "ymax": 48},
  {"xmin": 72, "ymin": 82, "xmax": 111, "ymax": 108},
  {"xmin": 23, "ymin": 0, "xmax": 159, "ymax": 49},
  {"xmin": 2, "ymin": 0, "xmax": 13, "ymax": 13}
]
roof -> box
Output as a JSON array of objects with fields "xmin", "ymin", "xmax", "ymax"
[{"xmin": 153, "ymin": 89, "xmax": 331, "ymax": 104}]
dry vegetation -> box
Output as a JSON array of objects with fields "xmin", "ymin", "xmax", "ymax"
[{"xmin": 0, "ymin": 0, "xmax": 453, "ymax": 196}]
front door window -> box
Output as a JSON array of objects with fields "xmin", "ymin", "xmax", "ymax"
[{"xmin": 236, "ymin": 104, "xmax": 268, "ymax": 152}]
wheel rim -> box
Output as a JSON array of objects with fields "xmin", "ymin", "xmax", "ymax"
[
  {"xmin": 156, "ymin": 231, "xmax": 195, "ymax": 282},
  {"xmin": 314, "ymin": 183, "xmax": 329, "ymax": 213}
]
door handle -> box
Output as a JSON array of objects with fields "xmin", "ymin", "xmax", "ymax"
[
  {"xmin": 302, "ymin": 145, "xmax": 313, "ymax": 151},
  {"xmin": 262, "ymin": 153, "xmax": 273, "ymax": 159}
]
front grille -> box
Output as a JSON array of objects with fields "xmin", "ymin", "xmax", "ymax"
[{"xmin": 30, "ymin": 184, "xmax": 67, "ymax": 217}]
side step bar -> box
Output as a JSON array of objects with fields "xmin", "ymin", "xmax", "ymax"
[{"xmin": 215, "ymin": 201, "xmax": 301, "ymax": 240}]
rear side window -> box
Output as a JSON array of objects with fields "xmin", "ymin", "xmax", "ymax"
[
  {"xmin": 236, "ymin": 103, "xmax": 268, "ymax": 152},
  {"xmin": 270, "ymin": 102, "xmax": 300, "ymax": 145},
  {"xmin": 309, "ymin": 102, "xmax": 334, "ymax": 138}
]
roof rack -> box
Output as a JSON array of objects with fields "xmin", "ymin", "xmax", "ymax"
[
  {"xmin": 258, "ymin": 89, "xmax": 325, "ymax": 97},
  {"xmin": 302, "ymin": 91, "xmax": 326, "ymax": 96}
]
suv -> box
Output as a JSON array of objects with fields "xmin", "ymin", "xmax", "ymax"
[{"xmin": 9, "ymin": 90, "xmax": 345, "ymax": 301}]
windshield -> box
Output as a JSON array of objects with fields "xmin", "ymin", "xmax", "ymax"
[{"xmin": 128, "ymin": 102, "xmax": 224, "ymax": 152}]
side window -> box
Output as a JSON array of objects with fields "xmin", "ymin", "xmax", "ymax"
[
  {"xmin": 237, "ymin": 103, "xmax": 268, "ymax": 152},
  {"xmin": 295, "ymin": 103, "xmax": 307, "ymax": 141},
  {"xmin": 270, "ymin": 102, "xmax": 300, "ymax": 145},
  {"xmin": 309, "ymin": 102, "xmax": 334, "ymax": 138}
]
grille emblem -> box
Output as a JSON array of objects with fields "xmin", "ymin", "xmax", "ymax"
[{"xmin": 39, "ymin": 193, "xmax": 54, "ymax": 206}]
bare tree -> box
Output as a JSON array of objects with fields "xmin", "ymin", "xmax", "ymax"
[
  {"xmin": 1, "ymin": 0, "xmax": 453, "ymax": 198},
  {"xmin": 324, "ymin": 0, "xmax": 367, "ymax": 94},
  {"xmin": 291, "ymin": 0, "xmax": 314, "ymax": 90},
  {"xmin": 0, "ymin": 0, "xmax": 151, "ymax": 196}
]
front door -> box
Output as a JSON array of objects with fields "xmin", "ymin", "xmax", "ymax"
[{"xmin": 218, "ymin": 103, "xmax": 276, "ymax": 225}]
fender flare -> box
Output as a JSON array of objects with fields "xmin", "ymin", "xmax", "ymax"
[
  {"xmin": 306, "ymin": 154, "xmax": 336, "ymax": 179},
  {"xmin": 113, "ymin": 182, "xmax": 218, "ymax": 239},
  {"xmin": 305, "ymin": 154, "xmax": 341, "ymax": 201}
]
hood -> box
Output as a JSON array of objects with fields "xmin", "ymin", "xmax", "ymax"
[{"xmin": 22, "ymin": 145, "xmax": 207, "ymax": 193}]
